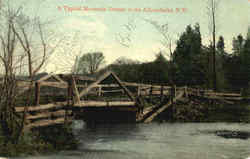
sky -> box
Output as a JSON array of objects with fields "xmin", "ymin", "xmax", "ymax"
[{"xmin": 12, "ymin": 0, "xmax": 250, "ymax": 73}]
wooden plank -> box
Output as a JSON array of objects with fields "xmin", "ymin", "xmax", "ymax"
[
  {"xmin": 17, "ymin": 81, "xmax": 31, "ymax": 87},
  {"xmin": 37, "ymin": 73, "xmax": 54, "ymax": 82},
  {"xmin": 98, "ymin": 83, "xmax": 171, "ymax": 89},
  {"xmin": 74, "ymin": 76, "xmax": 96, "ymax": 81},
  {"xmin": 35, "ymin": 82, "xmax": 40, "ymax": 105},
  {"xmin": 27, "ymin": 110, "xmax": 71, "ymax": 120},
  {"xmin": 98, "ymin": 86, "xmax": 102, "ymax": 96},
  {"xmin": 204, "ymin": 92, "xmax": 241, "ymax": 97},
  {"xmin": 110, "ymin": 72, "xmax": 136, "ymax": 102},
  {"xmin": 72, "ymin": 76, "xmax": 81, "ymax": 104},
  {"xmin": 187, "ymin": 88, "xmax": 241, "ymax": 97},
  {"xmin": 122, "ymin": 82, "xmax": 170, "ymax": 89},
  {"xmin": 101, "ymin": 89, "xmax": 124, "ymax": 93},
  {"xmin": 76, "ymin": 101, "xmax": 135, "ymax": 107},
  {"xmin": 203, "ymin": 95, "xmax": 243, "ymax": 100},
  {"xmin": 26, "ymin": 117, "xmax": 68, "ymax": 128},
  {"xmin": 53, "ymin": 74, "xmax": 67, "ymax": 84},
  {"xmin": 40, "ymin": 81, "xmax": 68, "ymax": 89},
  {"xmin": 15, "ymin": 101, "xmax": 68, "ymax": 112}
]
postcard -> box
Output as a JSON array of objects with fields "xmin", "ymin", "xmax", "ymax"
[{"xmin": 0, "ymin": 0, "xmax": 250, "ymax": 158}]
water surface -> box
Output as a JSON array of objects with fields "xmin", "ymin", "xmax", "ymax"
[{"xmin": 14, "ymin": 122, "xmax": 250, "ymax": 159}]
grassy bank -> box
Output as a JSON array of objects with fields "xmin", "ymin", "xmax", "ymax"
[{"xmin": 0, "ymin": 125, "xmax": 78, "ymax": 157}]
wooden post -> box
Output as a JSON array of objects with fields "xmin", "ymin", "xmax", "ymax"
[
  {"xmin": 150, "ymin": 85, "xmax": 153, "ymax": 95},
  {"xmin": 184, "ymin": 86, "xmax": 188, "ymax": 97},
  {"xmin": 174, "ymin": 85, "xmax": 176, "ymax": 98},
  {"xmin": 160, "ymin": 85, "xmax": 164, "ymax": 101},
  {"xmin": 137, "ymin": 85, "xmax": 141, "ymax": 96},
  {"xmin": 72, "ymin": 76, "xmax": 81, "ymax": 104},
  {"xmin": 65, "ymin": 79, "xmax": 73, "ymax": 124},
  {"xmin": 98, "ymin": 86, "xmax": 102, "ymax": 96},
  {"xmin": 150, "ymin": 85, "xmax": 153, "ymax": 102},
  {"xmin": 35, "ymin": 82, "xmax": 40, "ymax": 105}
]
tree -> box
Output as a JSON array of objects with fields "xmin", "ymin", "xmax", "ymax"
[
  {"xmin": 173, "ymin": 24, "xmax": 204, "ymax": 86},
  {"xmin": 232, "ymin": 34, "xmax": 244, "ymax": 56},
  {"xmin": 76, "ymin": 52, "xmax": 105, "ymax": 75},
  {"xmin": 216, "ymin": 36, "xmax": 225, "ymax": 54},
  {"xmin": 0, "ymin": 5, "xmax": 21, "ymax": 144},
  {"xmin": 107, "ymin": 57, "xmax": 141, "ymax": 82},
  {"xmin": 206, "ymin": 0, "xmax": 220, "ymax": 91},
  {"xmin": 247, "ymin": 26, "xmax": 250, "ymax": 39},
  {"xmin": 225, "ymin": 33, "xmax": 250, "ymax": 91},
  {"xmin": 0, "ymin": 1, "xmax": 59, "ymax": 144},
  {"xmin": 241, "ymin": 37, "xmax": 250, "ymax": 88}
]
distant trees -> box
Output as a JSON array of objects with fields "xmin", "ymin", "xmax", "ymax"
[
  {"xmin": 99, "ymin": 52, "xmax": 169, "ymax": 84},
  {"xmin": 224, "ymin": 33, "xmax": 250, "ymax": 91},
  {"xmin": 76, "ymin": 52, "xmax": 105, "ymax": 75},
  {"xmin": 137, "ymin": 52, "xmax": 169, "ymax": 84},
  {"xmin": 107, "ymin": 57, "xmax": 142, "ymax": 82}
]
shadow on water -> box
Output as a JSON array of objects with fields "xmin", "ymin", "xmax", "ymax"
[
  {"xmin": 71, "ymin": 120, "xmax": 146, "ymax": 150},
  {"xmin": 77, "ymin": 121, "xmax": 141, "ymax": 139},
  {"xmin": 199, "ymin": 130, "xmax": 250, "ymax": 140}
]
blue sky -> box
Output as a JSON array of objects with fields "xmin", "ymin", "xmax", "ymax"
[{"xmin": 12, "ymin": 0, "xmax": 250, "ymax": 73}]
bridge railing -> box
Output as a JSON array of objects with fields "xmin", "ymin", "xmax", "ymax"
[
  {"xmin": 186, "ymin": 87, "xmax": 243, "ymax": 100},
  {"xmin": 15, "ymin": 101, "xmax": 72, "ymax": 129}
]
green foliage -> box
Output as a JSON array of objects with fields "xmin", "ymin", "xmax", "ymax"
[
  {"xmin": 224, "ymin": 34, "xmax": 250, "ymax": 90},
  {"xmin": 232, "ymin": 34, "xmax": 244, "ymax": 56},
  {"xmin": 247, "ymin": 26, "xmax": 250, "ymax": 39},
  {"xmin": 217, "ymin": 36, "xmax": 225, "ymax": 54},
  {"xmin": 173, "ymin": 23, "xmax": 205, "ymax": 86}
]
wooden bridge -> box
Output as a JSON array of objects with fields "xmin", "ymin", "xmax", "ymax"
[{"xmin": 11, "ymin": 71, "xmax": 248, "ymax": 130}]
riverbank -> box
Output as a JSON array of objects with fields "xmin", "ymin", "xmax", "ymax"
[
  {"xmin": 155, "ymin": 98, "xmax": 250, "ymax": 123},
  {"xmin": 0, "ymin": 125, "xmax": 78, "ymax": 157}
]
